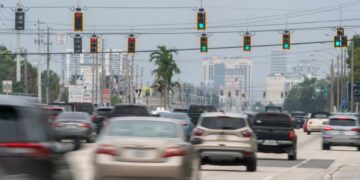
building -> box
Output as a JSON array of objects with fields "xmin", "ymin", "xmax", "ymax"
[
  {"xmin": 204, "ymin": 56, "xmax": 252, "ymax": 111},
  {"xmin": 271, "ymin": 50, "xmax": 288, "ymax": 74},
  {"xmin": 266, "ymin": 73, "xmax": 286, "ymax": 105}
]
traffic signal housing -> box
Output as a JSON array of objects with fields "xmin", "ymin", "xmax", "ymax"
[
  {"xmin": 282, "ymin": 32, "xmax": 291, "ymax": 50},
  {"xmin": 243, "ymin": 34, "xmax": 252, "ymax": 52},
  {"xmin": 90, "ymin": 35, "xmax": 98, "ymax": 53},
  {"xmin": 334, "ymin": 27, "xmax": 348, "ymax": 48},
  {"xmin": 74, "ymin": 34, "xmax": 82, "ymax": 53},
  {"xmin": 197, "ymin": 8, "xmax": 206, "ymax": 30},
  {"xmin": 200, "ymin": 33, "xmax": 208, "ymax": 53},
  {"xmin": 15, "ymin": 8, "xmax": 25, "ymax": 30},
  {"xmin": 74, "ymin": 10, "xmax": 84, "ymax": 32},
  {"xmin": 128, "ymin": 34, "xmax": 136, "ymax": 54}
]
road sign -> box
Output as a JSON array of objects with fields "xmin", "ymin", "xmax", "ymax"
[
  {"xmin": 2, "ymin": 80, "xmax": 12, "ymax": 94},
  {"xmin": 348, "ymin": 82, "xmax": 360, "ymax": 102}
]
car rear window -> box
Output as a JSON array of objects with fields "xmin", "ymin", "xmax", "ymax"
[
  {"xmin": 201, "ymin": 117, "xmax": 246, "ymax": 130},
  {"xmin": 254, "ymin": 114, "xmax": 292, "ymax": 127},
  {"xmin": 160, "ymin": 113, "xmax": 190, "ymax": 120},
  {"xmin": 57, "ymin": 112, "xmax": 88, "ymax": 120},
  {"xmin": 0, "ymin": 106, "xmax": 22, "ymax": 142},
  {"xmin": 329, "ymin": 119, "xmax": 357, "ymax": 126},
  {"xmin": 110, "ymin": 106, "xmax": 149, "ymax": 117},
  {"xmin": 107, "ymin": 120, "xmax": 178, "ymax": 138},
  {"xmin": 311, "ymin": 113, "xmax": 329, "ymax": 119}
]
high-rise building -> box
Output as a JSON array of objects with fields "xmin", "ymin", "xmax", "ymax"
[
  {"xmin": 266, "ymin": 73, "xmax": 286, "ymax": 105},
  {"xmin": 271, "ymin": 50, "xmax": 288, "ymax": 74}
]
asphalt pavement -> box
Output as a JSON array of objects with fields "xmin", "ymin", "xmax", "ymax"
[{"xmin": 66, "ymin": 129, "xmax": 360, "ymax": 180}]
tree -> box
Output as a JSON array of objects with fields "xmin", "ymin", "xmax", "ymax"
[
  {"xmin": 347, "ymin": 35, "xmax": 360, "ymax": 81},
  {"xmin": 284, "ymin": 78, "xmax": 329, "ymax": 113},
  {"xmin": 41, "ymin": 70, "xmax": 60, "ymax": 103},
  {"xmin": 150, "ymin": 45, "xmax": 181, "ymax": 108}
]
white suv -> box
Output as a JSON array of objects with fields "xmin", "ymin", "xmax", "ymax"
[{"xmin": 191, "ymin": 112, "xmax": 257, "ymax": 172}]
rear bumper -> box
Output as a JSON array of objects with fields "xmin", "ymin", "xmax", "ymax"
[
  {"xmin": 257, "ymin": 141, "xmax": 295, "ymax": 153},
  {"xmin": 53, "ymin": 128, "xmax": 92, "ymax": 139},
  {"xmin": 323, "ymin": 138, "xmax": 360, "ymax": 146},
  {"xmin": 94, "ymin": 155, "xmax": 188, "ymax": 180},
  {"xmin": 307, "ymin": 125, "xmax": 323, "ymax": 132}
]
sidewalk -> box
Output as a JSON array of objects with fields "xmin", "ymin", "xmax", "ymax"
[{"xmin": 327, "ymin": 164, "xmax": 360, "ymax": 180}]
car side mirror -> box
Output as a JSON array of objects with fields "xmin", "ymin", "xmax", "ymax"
[{"xmin": 190, "ymin": 138, "xmax": 203, "ymax": 145}]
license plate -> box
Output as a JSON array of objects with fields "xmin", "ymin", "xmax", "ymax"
[
  {"xmin": 217, "ymin": 136, "xmax": 226, "ymax": 141},
  {"xmin": 125, "ymin": 149, "xmax": 153, "ymax": 159},
  {"xmin": 263, "ymin": 140, "xmax": 278, "ymax": 146},
  {"xmin": 65, "ymin": 124, "xmax": 78, "ymax": 129},
  {"xmin": 343, "ymin": 131, "xmax": 356, "ymax": 136}
]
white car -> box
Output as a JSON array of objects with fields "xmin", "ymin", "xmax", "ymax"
[{"xmin": 306, "ymin": 112, "xmax": 330, "ymax": 135}]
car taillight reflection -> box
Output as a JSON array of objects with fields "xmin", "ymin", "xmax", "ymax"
[
  {"xmin": 193, "ymin": 128, "xmax": 204, "ymax": 136},
  {"xmin": 96, "ymin": 145, "xmax": 118, "ymax": 156},
  {"xmin": 323, "ymin": 126, "xmax": 333, "ymax": 131},
  {"xmin": 162, "ymin": 147, "xmax": 186, "ymax": 158},
  {"xmin": 351, "ymin": 128, "xmax": 360, "ymax": 132},
  {"xmin": 80, "ymin": 123, "xmax": 91, "ymax": 128},
  {"xmin": 0, "ymin": 143, "xmax": 50, "ymax": 158}
]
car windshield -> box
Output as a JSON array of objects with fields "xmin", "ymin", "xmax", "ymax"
[
  {"xmin": 57, "ymin": 112, "xmax": 88, "ymax": 120},
  {"xmin": 160, "ymin": 113, "xmax": 190, "ymax": 120},
  {"xmin": 106, "ymin": 120, "xmax": 178, "ymax": 138},
  {"xmin": 254, "ymin": 114, "xmax": 292, "ymax": 127},
  {"xmin": 201, "ymin": 117, "xmax": 246, "ymax": 130},
  {"xmin": 110, "ymin": 106, "xmax": 149, "ymax": 117},
  {"xmin": 329, "ymin": 119, "xmax": 357, "ymax": 126}
]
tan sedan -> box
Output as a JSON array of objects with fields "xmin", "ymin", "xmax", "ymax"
[{"xmin": 93, "ymin": 117, "xmax": 201, "ymax": 180}]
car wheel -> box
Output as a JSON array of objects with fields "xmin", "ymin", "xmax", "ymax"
[
  {"xmin": 288, "ymin": 150, "xmax": 297, "ymax": 160},
  {"xmin": 307, "ymin": 131, "xmax": 311, "ymax": 135},
  {"xmin": 322, "ymin": 143, "xmax": 330, "ymax": 150},
  {"xmin": 86, "ymin": 132, "xmax": 97, "ymax": 143},
  {"xmin": 357, "ymin": 146, "xmax": 360, "ymax": 151},
  {"xmin": 246, "ymin": 158, "xmax": 257, "ymax": 172}
]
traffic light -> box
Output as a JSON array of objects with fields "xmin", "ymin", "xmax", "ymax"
[
  {"xmin": 15, "ymin": 8, "xmax": 25, "ymax": 30},
  {"xmin": 243, "ymin": 34, "xmax": 251, "ymax": 51},
  {"xmin": 334, "ymin": 36, "xmax": 342, "ymax": 48},
  {"xmin": 73, "ymin": 34, "xmax": 82, "ymax": 53},
  {"xmin": 342, "ymin": 36, "xmax": 348, "ymax": 47},
  {"xmin": 282, "ymin": 32, "xmax": 291, "ymax": 50},
  {"xmin": 334, "ymin": 27, "xmax": 347, "ymax": 48},
  {"xmin": 90, "ymin": 35, "xmax": 98, "ymax": 53},
  {"xmin": 128, "ymin": 34, "xmax": 136, "ymax": 54},
  {"xmin": 197, "ymin": 8, "xmax": 206, "ymax": 30},
  {"xmin": 73, "ymin": 9, "xmax": 83, "ymax": 32},
  {"xmin": 200, "ymin": 33, "xmax": 208, "ymax": 53}
]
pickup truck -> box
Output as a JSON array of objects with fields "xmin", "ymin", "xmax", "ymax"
[{"xmin": 252, "ymin": 112, "xmax": 297, "ymax": 160}]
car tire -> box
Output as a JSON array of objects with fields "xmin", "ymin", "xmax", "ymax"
[
  {"xmin": 288, "ymin": 149, "xmax": 297, "ymax": 160},
  {"xmin": 86, "ymin": 132, "xmax": 97, "ymax": 143},
  {"xmin": 307, "ymin": 131, "xmax": 311, "ymax": 135},
  {"xmin": 357, "ymin": 146, "xmax": 360, "ymax": 151},
  {"xmin": 322, "ymin": 143, "xmax": 330, "ymax": 150},
  {"xmin": 246, "ymin": 158, "xmax": 257, "ymax": 172}
]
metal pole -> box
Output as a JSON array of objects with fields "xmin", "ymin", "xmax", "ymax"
[
  {"xmin": 337, "ymin": 55, "xmax": 340, "ymax": 111},
  {"xmin": 330, "ymin": 59, "xmax": 334, "ymax": 112},
  {"xmin": 24, "ymin": 49, "xmax": 28, "ymax": 94},
  {"xmin": 109, "ymin": 50, "xmax": 112, "ymax": 106},
  {"xmin": 96, "ymin": 53, "xmax": 99, "ymax": 105},
  {"xmin": 36, "ymin": 20, "xmax": 42, "ymax": 103},
  {"xmin": 130, "ymin": 55, "xmax": 134, "ymax": 104},
  {"xmin": 46, "ymin": 26, "xmax": 50, "ymax": 104},
  {"xmin": 16, "ymin": 31, "xmax": 21, "ymax": 82},
  {"xmin": 92, "ymin": 54, "xmax": 95, "ymax": 103},
  {"xmin": 351, "ymin": 39, "xmax": 355, "ymax": 112}
]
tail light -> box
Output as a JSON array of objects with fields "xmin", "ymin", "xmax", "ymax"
[
  {"xmin": 193, "ymin": 128, "xmax": 204, "ymax": 136},
  {"xmin": 0, "ymin": 143, "xmax": 50, "ymax": 158},
  {"xmin": 90, "ymin": 114, "xmax": 97, "ymax": 121},
  {"xmin": 351, "ymin": 128, "xmax": 360, "ymax": 132},
  {"xmin": 80, "ymin": 123, "xmax": 91, "ymax": 128},
  {"xmin": 52, "ymin": 122, "xmax": 62, "ymax": 127},
  {"xmin": 96, "ymin": 145, "xmax": 118, "ymax": 156},
  {"xmin": 242, "ymin": 130, "xmax": 253, "ymax": 138},
  {"xmin": 162, "ymin": 147, "xmax": 186, "ymax": 158},
  {"xmin": 243, "ymin": 151, "xmax": 253, "ymax": 158},
  {"xmin": 289, "ymin": 131, "xmax": 295, "ymax": 141},
  {"xmin": 323, "ymin": 126, "xmax": 333, "ymax": 131}
]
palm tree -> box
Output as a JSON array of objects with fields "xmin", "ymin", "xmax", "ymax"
[{"xmin": 150, "ymin": 45, "xmax": 181, "ymax": 108}]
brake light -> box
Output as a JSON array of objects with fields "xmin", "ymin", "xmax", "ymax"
[
  {"xmin": 193, "ymin": 128, "xmax": 204, "ymax": 136},
  {"xmin": 90, "ymin": 114, "xmax": 97, "ymax": 121},
  {"xmin": 0, "ymin": 143, "xmax": 50, "ymax": 158},
  {"xmin": 351, "ymin": 128, "xmax": 360, "ymax": 132},
  {"xmin": 162, "ymin": 147, "xmax": 186, "ymax": 158},
  {"xmin": 80, "ymin": 123, "xmax": 91, "ymax": 128},
  {"xmin": 242, "ymin": 130, "xmax": 253, "ymax": 138},
  {"xmin": 289, "ymin": 131, "xmax": 295, "ymax": 141},
  {"xmin": 244, "ymin": 151, "xmax": 253, "ymax": 158},
  {"xmin": 323, "ymin": 126, "xmax": 334, "ymax": 131},
  {"xmin": 96, "ymin": 145, "xmax": 118, "ymax": 156}
]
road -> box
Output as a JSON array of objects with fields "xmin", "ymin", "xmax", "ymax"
[{"xmin": 66, "ymin": 129, "xmax": 360, "ymax": 180}]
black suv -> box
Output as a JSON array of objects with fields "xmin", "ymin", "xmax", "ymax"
[
  {"xmin": 252, "ymin": 112, "xmax": 297, "ymax": 160},
  {"xmin": 0, "ymin": 95, "xmax": 78, "ymax": 180},
  {"xmin": 188, "ymin": 105, "xmax": 217, "ymax": 125},
  {"xmin": 108, "ymin": 104, "xmax": 151, "ymax": 118}
]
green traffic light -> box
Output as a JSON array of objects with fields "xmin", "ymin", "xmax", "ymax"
[
  {"xmin": 198, "ymin": 23, "xmax": 205, "ymax": 29},
  {"xmin": 245, "ymin": 45, "xmax": 250, "ymax": 51},
  {"xmin": 201, "ymin": 46, "xmax": 207, "ymax": 52},
  {"xmin": 284, "ymin": 44, "xmax": 289, "ymax": 49},
  {"xmin": 335, "ymin": 41, "xmax": 341, "ymax": 47}
]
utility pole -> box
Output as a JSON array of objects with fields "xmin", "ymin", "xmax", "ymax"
[
  {"xmin": 91, "ymin": 54, "xmax": 95, "ymax": 103},
  {"xmin": 109, "ymin": 49, "xmax": 113, "ymax": 106},
  {"xmin": 100, "ymin": 38, "xmax": 105, "ymax": 106},
  {"xmin": 351, "ymin": 39, "xmax": 355, "ymax": 112},
  {"xmin": 16, "ymin": 8, "xmax": 21, "ymax": 82},
  {"xmin": 35, "ymin": 20, "xmax": 43, "ymax": 103},
  {"xmin": 46, "ymin": 26, "xmax": 51, "ymax": 104},
  {"xmin": 330, "ymin": 59, "xmax": 334, "ymax": 112},
  {"xmin": 337, "ymin": 55, "xmax": 340, "ymax": 111},
  {"xmin": 340, "ymin": 47, "xmax": 344, "ymax": 111},
  {"xmin": 130, "ymin": 55, "xmax": 134, "ymax": 104},
  {"xmin": 95, "ymin": 53, "xmax": 99, "ymax": 105},
  {"xmin": 23, "ymin": 49, "xmax": 28, "ymax": 94}
]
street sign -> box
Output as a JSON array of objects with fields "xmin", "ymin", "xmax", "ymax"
[
  {"xmin": 2, "ymin": 80, "xmax": 13, "ymax": 94},
  {"xmin": 348, "ymin": 82, "xmax": 360, "ymax": 102}
]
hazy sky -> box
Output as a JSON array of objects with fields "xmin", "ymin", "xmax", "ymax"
[{"xmin": 0, "ymin": 0, "xmax": 359, "ymax": 90}]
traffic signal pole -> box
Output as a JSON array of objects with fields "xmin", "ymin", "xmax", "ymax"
[{"xmin": 351, "ymin": 38, "xmax": 354, "ymax": 112}]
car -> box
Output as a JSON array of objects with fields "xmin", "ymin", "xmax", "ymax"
[
  {"xmin": 191, "ymin": 112, "xmax": 257, "ymax": 172},
  {"xmin": 306, "ymin": 112, "xmax": 330, "ymax": 135},
  {"xmin": 252, "ymin": 112, "xmax": 297, "ymax": 160},
  {"xmin": 43, "ymin": 106, "xmax": 65, "ymax": 122},
  {"xmin": 93, "ymin": 107, "xmax": 114, "ymax": 133},
  {"xmin": 293, "ymin": 115, "xmax": 306, "ymax": 129},
  {"xmin": 93, "ymin": 117, "xmax": 201, "ymax": 180},
  {"xmin": 52, "ymin": 112, "xmax": 97, "ymax": 143},
  {"xmin": 108, "ymin": 104, "xmax": 151, "ymax": 118},
  {"xmin": 159, "ymin": 112, "xmax": 194, "ymax": 140},
  {"xmin": 188, "ymin": 105, "xmax": 217, "ymax": 125},
  {"xmin": 0, "ymin": 95, "xmax": 78, "ymax": 180},
  {"xmin": 322, "ymin": 115, "xmax": 360, "ymax": 151}
]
